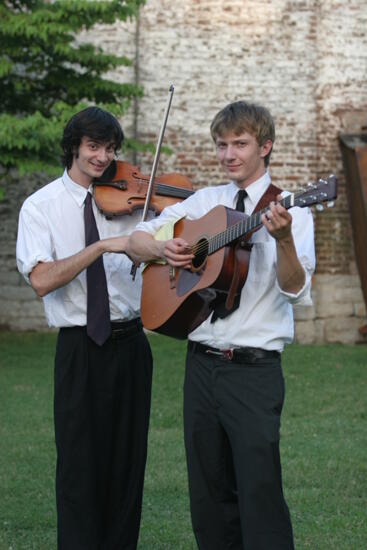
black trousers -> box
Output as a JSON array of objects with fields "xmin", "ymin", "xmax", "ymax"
[
  {"xmin": 183, "ymin": 345, "xmax": 294, "ymax": 550},
  {"xmin": 54, "ymin": 324, "xmax": 153, "ymax": 550}
]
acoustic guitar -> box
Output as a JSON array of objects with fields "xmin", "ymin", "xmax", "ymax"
[{"xmin": 141, "ymin": 175, "xmax": 338, "ymax": 339}]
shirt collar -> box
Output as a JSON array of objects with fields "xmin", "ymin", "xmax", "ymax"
[
  {"xmin": 61, "ymin": 169, "xmax": 90, "ymax": 208},
  {"xmin": 231, "ymin": 171, "xmax": 271, "ymax": 214}
]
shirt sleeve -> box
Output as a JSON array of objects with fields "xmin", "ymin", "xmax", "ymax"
[
  {"xmin": 275, "ymin": 205, "xmax": 315, "ymax": 306},
  {"xmin": 134, "ymin": 189, "xmax": 204, "ymax": 235},
  {"xmin": 16, "ymin": 199, "xmax": 54, "ymax": 284}
]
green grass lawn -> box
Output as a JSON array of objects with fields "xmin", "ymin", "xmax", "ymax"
[{"xmin": 0, "ymin": 332, "xmax": 366, "ymax": 549}]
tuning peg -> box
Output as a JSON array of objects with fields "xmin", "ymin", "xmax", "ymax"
[
  {"xmin": 315, "ymin": 204, "xmax": 324, "ymax": 211},
  {"xmin": 327, "ymin": 201, "xmax": 334, "ymax": 208},
  {"xmin": 307, "ymin": 181, "xmax": 315, "ymax": 188}
]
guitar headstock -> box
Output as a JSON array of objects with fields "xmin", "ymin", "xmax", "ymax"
[{"xmin": 294, "ymin": 174, "xmax": 338, "ymax": 210}]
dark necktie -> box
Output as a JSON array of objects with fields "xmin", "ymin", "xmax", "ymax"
[
  {"xmin": 84, "ymin": 192, "xmax": 111, "ymax": 345},
  {"xmin": 235, "ymin": 189, "xmax": 247, "ymax": 212},
  {"xmin": 211, "ymin": 189, "xmax": 248, "ymax": 322}
]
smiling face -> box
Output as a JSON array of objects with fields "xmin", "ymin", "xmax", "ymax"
[
  {"xmin": 68, "ymin": 136, "xmax": 116, "ymax": 188},
  {"xmin": 215, "ymin": 130, "xmax": 273, "ymax": 189}
]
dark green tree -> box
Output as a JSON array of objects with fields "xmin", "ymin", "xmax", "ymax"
[{"xmin": 0, "ymin": 0, "xmax": 145, "ymax": 177}]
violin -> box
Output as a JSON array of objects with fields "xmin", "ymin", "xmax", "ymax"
[{"xmin": 93, "ymin": 159, "xmax": 194, "ymax": 218}]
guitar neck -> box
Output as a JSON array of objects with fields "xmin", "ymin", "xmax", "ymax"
[{"xmin": 208, "ymin": 193, "xmax": 298, "ymax": 254}]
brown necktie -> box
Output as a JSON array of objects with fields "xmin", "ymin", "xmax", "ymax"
[
  {"xmin": 211, "ymin": 189, "xmax": 248, "ymax": 322},
  {"xmin": 84, "ymin": 192, "xmax": 111, "ymax": 345}
]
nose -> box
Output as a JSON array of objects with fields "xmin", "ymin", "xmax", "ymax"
[
  {"xmin": 224, "ymin": 144, "xmax": 235, "ymax": 161},
  {"xmin": 97, "ymin": 148, "xmax": 110, "ymax": 163}
]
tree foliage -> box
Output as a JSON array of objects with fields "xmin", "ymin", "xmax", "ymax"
[{"xmin": 0, "ymin": 0, "xmax": 145, "ymax": 176}]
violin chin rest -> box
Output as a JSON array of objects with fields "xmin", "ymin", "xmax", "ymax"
[{"xmin": 94, "ymin": 160, "xmax": 117, "ymax": 183}]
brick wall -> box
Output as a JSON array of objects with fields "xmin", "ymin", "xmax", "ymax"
[{"xmin": 2, "ymin": 0, "xmax": 367, "ymax": 342}]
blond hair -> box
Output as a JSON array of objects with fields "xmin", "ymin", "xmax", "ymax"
[{"xmin": 210, "ymin": 101, "xmax": 275, "ymax": 166}]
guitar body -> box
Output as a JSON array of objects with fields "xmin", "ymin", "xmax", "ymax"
[
  {"xmin": 141, "ymin": 205, "xmax": 250, "ymax": 339},
  {"xmin": 140, "ymin": 175, "xmax": 338, "ymax": 339}
]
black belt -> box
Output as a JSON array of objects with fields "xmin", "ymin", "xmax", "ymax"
[
  {"xmin": 188, "ymin": 340, "xmax": 280, "ymax": 363},
  {"xmin": 111, "ymin": 318, "xmax": 142, "ymax": 339}
]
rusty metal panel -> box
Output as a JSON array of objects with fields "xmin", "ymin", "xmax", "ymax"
[{"xmin": 339, "ymin": 134, "xmax": 367, "ymax": 334}]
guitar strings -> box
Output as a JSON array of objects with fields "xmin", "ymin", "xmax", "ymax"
[
  {"xmin": 185, "ymin": 184, "xmax": 321, "ymax": 257},
  {"xmin": 187, "ymin": 196, "xmax": 291, "ymax": 257}
]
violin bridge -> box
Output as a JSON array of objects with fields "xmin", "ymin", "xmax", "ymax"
[{"xmin": 169, "ymin": 266, "xmax": 176, "ymax": 289}]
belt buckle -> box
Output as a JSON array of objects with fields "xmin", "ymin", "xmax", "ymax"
[
  {"xmin": 221, "ymin": 349, "xmax": 233, "ymax": 360},
  {"xmin": 205, "ymin": 348, "xmax": 233, "ymax": 360}
]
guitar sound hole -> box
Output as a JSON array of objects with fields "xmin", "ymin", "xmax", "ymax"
[{"xmin": 192, "ymin": 238, "xmax": 209, "ymax": 270}]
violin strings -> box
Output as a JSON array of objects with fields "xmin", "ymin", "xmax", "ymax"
[{"xmin": 135, "ymin": 177, "xmax": 192, "ymax": 199}]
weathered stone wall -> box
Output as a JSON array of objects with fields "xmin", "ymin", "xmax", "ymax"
[
  {"xmin": 2, "ymin": 0, "xmax": 367, "ymax": 343},
  {"xmin": 0, "ymin": 173, "xmax": 48, "ymax": 331}
]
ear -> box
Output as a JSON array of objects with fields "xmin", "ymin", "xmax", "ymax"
[{"xmin": 260, "ymin": 139, "xmax": 273, "ymax": 158}]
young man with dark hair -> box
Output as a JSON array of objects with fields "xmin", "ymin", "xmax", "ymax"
[
  {"xmin": 16, "ymin": 107, "xmax": 153, "ymax": 549},
  {"xmin": 127, "ymin": 100, "xmax": 315, "ymax": 549}
]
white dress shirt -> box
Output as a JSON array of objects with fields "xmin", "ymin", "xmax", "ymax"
[
  {"xmin": 17, "ymin": 170, "xmax": 145, "ymax": 327},
  {"xmin": 135, "ymin": 172, "xmax": 315, "ymax": 351}
]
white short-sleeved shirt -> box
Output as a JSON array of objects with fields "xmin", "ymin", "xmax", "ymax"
[
  {"xmin": 135, "ymin": 172, "xmax": 316, "ymax": 351},
  {"xmin": 16, "ymin": 170, "xmax": 146, "ymax": 327}
]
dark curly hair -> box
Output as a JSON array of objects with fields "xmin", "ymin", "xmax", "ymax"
[{"xmin": 61, "ymin": 107, "xmax": 124, "ymax": 169}]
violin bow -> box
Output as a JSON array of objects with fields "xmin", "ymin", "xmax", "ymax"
[{"xmin": 131, "ymin": 84, "xmax": 175, "ymax": 279}]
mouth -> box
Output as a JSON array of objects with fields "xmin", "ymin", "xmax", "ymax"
[
  {"xmin": 226, "ymin": 164, "xmax": 241, "ymax": 172},
  {"xmin": 90, "ymin": 162, "xmax": 108, "ymax": 172}
]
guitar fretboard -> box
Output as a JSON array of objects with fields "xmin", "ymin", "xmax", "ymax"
[{"xmin": 208, "ymin": 193, "xmax": 296, "ymax": 254}]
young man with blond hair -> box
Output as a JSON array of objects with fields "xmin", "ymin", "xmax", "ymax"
[{"xmin": 127, "ymin": 100, "xmax": 315, "ymax": 549}]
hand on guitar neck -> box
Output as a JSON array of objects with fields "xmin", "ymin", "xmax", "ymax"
[{"xmin": 261, "ymin": 195, "xmax": 292, "ymax": 241}]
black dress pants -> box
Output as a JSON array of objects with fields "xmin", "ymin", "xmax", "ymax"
[
  {"xmin": 54, "ymin": 324, "xmax": 153, "ymax": 550},
  {"xmin": 183, "ymin": 346, "xmax": 294, "ymax": 550}
]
